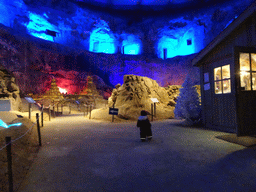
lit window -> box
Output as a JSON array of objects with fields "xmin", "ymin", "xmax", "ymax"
[
  {"xmin": 239, "ymin": 53, "xmax": 256, "ymax": 91},
  {"xmin": 214, "ymin": 65, "xmax": 231, "ymax": 94}
]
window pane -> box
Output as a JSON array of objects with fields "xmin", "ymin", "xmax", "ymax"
[
  {"xmin": 214, "ymin": 67, "xmax": 221, "ymax": 81},
  {"xmin": 251, "ymin": 53, "xmax": 256, "ymax": 71},
  {"xmin": 222, "ymin": 65, "xmax": 230, "ymax": 79},
  {"xmin": 215, "ymin": 81, "xmax": 222, "ymax": 94},
  {"xmin": 240, "ymin": 71, "xmax": 251, "ymax": 90},
  {"xmin": 223, "ymin": 79, "xmax": 231, "ymax": 93},
  {"xmin": 240, "ymin": 53, "xmax": 250, "ymax": 71},
  {"xmin": 204, "ymin": 73, "xmax": 209, "ymax": 83},
  {"xmin": 252, "ymin": 73, "xmax": 256, "ymax": 90},
  {"xmin": 204, "ymin": 83, "xmax": 210, "ymax": 91}
]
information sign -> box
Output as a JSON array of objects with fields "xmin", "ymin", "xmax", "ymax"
[
  {"xmin": 150, "ymin": 98, "xmax": 159, "ymax": 103},
  {"xmin": 109, "ymin": 108, "xmax": 118, "ymax": 115},
  {"xmin": 25, "ymin": 97, "xmax": 36, "ymax": 104}
]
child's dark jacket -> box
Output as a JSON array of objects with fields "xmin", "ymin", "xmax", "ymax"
[
  {"xmin": 137, "ymin": 115, "xmax": 152, "ymax": 139},
  {"xmin": 137, "ymin": 116, "xmax": 151, "ymax": 129}
]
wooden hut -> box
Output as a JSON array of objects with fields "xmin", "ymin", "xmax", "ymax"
[{"xmin": 192, "ymin": 1, "xmax": 256, "ymax": 136}]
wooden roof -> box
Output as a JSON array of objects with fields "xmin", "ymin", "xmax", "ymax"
[{"xmin": 192, "ymin": 1, "xmax": 256, "ymax": 66}]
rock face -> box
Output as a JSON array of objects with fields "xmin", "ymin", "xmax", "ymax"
[
  {"xmin": 108, "ymin": 75, "xmax": 175, "ymax": 120},
  {"xmin": 0, "ymin": 65, "xmax": 21, "ymax": 111}
]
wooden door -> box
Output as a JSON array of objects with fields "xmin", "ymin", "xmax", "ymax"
[{"xmin": 236, "ymin": 51, "xmax": 256, "ymax": 136}]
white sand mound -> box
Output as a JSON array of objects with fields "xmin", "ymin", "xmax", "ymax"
[{"xmin": 0, "ymin": 111, "xmax": 20, "ymax": 123}]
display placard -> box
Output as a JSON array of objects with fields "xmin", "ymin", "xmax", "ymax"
[
  {"xmin": 25, "ymin": 97, "xmax": 36, "ymax": 104},
  {"xmin": 109, "ymin": 108, "xmax": 118, "ymax": 115},
  {"xmin": 150, "ymin": 98, "xmax": 159, "ymax": 103}
]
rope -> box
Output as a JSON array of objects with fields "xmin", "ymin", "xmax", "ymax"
[{"xmin": 0, "ymin": 108, "xmax": 44, "ymax": 151}]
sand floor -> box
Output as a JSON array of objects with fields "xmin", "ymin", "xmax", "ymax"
[{"xmin": 17, "ymin": 114, "xmax": 256, "ymax": 192}]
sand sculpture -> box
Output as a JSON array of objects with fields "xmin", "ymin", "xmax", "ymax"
[
  {"xmin": 91, "ymin": 75, "xmax": 182, "ymax": 121},
  {"xmin": 0, "ymin": 66, "xmax": 21, "ymax": 111},
  {"xmin": 42, "ymin": 78, "xmax": 63, "ymax": 100}
]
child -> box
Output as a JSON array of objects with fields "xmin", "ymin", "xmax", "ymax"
[{"xmin": 137, "ymin": 110, "xmax": 152, "ymax": 142}]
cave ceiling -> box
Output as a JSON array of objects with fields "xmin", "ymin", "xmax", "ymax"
[{"xmin": 26, "ymin": 0, "xmax": 236, "ymax": 18}]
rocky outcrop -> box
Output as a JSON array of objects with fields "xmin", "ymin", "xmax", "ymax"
[
  {"xmin": 0, "ymin": 66, "xmax": 21, "ymax": 111},
  {"xmin": 107, "ymin": 75, "xmax": 175, "ymax": 120},
  {"xmin": 165, "ymin": 85, "xmax": 182, "ymax": 106}
]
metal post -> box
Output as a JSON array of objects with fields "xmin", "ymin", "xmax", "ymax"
[
  {"xmin": 154, "ymin": 103, "xmax": 156, "ymax": 118},
  {"xmin": 89, "ymin": 105, "xmax": 92, "ymax": 119},
  {"xmin": 87, "ymin": 105, "xmax": 89, "ymax": 115},
  {"xmin": 36, "ymin": 113, "xmax": 42, "ymax": 146},
  {"xmin": 61, "ymin": 104, "xmax": 63, "ymax": 114},
  {"xmin": 53, "ymin": 105, "xmax": 56, "ymax": 118},
  {"xmin": 6, "ymin": 137, "xmax": 13, "ymax": 192},
  {"xmin": 48, "ymin": 105, "xmax": 51, "ymax": 121},
  {"xmin": 69, "ymin": 104, "xmax": 71, "ymax": 114},
  {"xmin": 151, "ymin": 103, "xmax": 154, "ymax": 122},
  {"xmin": 29, "ymin": 103, "xmax": 31, "ymax": 119},
  {"xmin": 57, "ymin": 103, "xmax": 59, "ymax": 112},
  {"xmin": 84, "ymin": 105, "xmax": 85, "ymax": 117},
  {"xmin": 41, "ymin": 104, "xmax": 44, "ymax": 127},
  {"xmin": 112, "ymin": 103, "xmax": 115, "ymax": 123}
]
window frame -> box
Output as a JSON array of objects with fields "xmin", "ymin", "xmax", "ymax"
[
  {"xmin": 214, "ymin": 64, "xmax": 231, "ymax": 94},
  {"xmin": 239, "ymin": 52, "xmax": 256, "ymax": 91}
]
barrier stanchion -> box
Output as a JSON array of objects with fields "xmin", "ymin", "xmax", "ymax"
[
  {"xmin": 48, "ymin": 105, "xmax": 51, "ymax": 121},
  {"xmin": 69, "ymin": 104, "xmax": 71, "ymax": 114},
  {"xmin": 112, "ymin": 104, "xmax": 115, "ymax": 123},
  {"xmin": 151, "ymin": 104, "xmax": 154, "ymax": 122},
  {"xmin": 84, "ymin": 104, "xmax": 85, "ymax": 117},
  {"xmin": 29, "ymin": 103, "xmax": 31, "ymax": 120},
  {"xmin": 89, "ymin": 105, "xmax": 92, "ymax": 119},
  {"xmin": 6, "ymin": 137, "xmax": 13, "ymax": 192},
  {"xmin": 57, "ymin": 103, "xmax": 59, "ymax": 113},
  {"xmin": 154, "ymin": 103, "xmax": 156, "ymax": 118},
  {"xmin": 36, "ymin": 113, "xmax": 42, "ymax": 146},
  {"xmin": 53, "ymin": 105, "xmax": 56, "ymax": 118},
  {"xmin": 61, "ymin": 104, "xmax": 63, "ymax": 114},
  {"xmin": 41, "ymin": 104, "xmax": 44, "ymax": 127}
]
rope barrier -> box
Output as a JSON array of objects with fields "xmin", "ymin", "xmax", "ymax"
[{"xmin": 0, "ymin": 108, "xmax": 44, "ymax": 151}]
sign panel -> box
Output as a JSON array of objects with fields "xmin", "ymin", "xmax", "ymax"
[
  {"xmin": 150, "ymin": 98, "xmax": 159, "ymax": 103},
  {"xmin": 0, "ymin": 99, "xmax": 11, "ymax": 111},
  {"xmin": 25, "ymin": 97, "xmax": 36, "ymax": 104},
  {"xmin": 109, "ymin": 108, "xmax": 118, "ymax": 115}
]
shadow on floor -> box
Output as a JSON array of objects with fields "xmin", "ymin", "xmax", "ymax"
[{"xmin": 216, "ymin": 134, "xmax": 256, "ymax": 147}]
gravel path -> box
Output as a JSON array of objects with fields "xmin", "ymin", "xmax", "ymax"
[{"xmin": 18, "ymin": 115, "xmax": 256, "ymax": 192}]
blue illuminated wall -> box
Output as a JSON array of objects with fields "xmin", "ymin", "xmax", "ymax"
[
  {"xmin": 121, "ymin": 34, "xmax": 142, "ymax": 55},
  {"xmin": 157, "ymin": 25, "xmax": 205, "ymax": 59},
  {"xmin": 0, "ymin": 0, "xmax": 26, "ymax": 27},
  {"xmin": 24, "ymin": 12, "xmax": 59, "ymax": 42},
  {"xmin": 89, "ymin": 28, "xmax": 116, "ymax": 54}
]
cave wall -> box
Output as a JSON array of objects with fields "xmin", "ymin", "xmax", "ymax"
[
  {"xmin": 1, "ymin": 0, "xmax": 254, "ymax": 58},
  {"xmin": 0, "ymin": 0, "xmax": 255, "ymax": 96},
  {"xmin": 0, "ymin": 24, "xmax": 197, "ymax": 96}
]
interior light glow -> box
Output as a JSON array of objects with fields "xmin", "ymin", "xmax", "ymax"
[
  {"xmin": 0, "ymin": 119, "xmax": 22, "ymax": 129},
  {"xmin": 58, "ymin": 87, "xmax": 67, "ymax": 94},
  {"xmin": 240, "ymin": 70, "xmax": 248, "ymax": 76}
]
